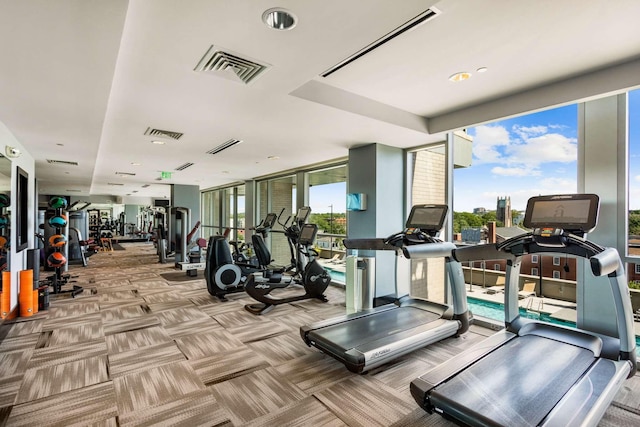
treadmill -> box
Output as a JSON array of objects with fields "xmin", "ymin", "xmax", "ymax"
[
  {"xmin": 408, "ymin": 194, "xmax": 637, "ymax": 427},
  {"xmin": 300, "ymin": 204, "xmax": 471, "ymax": 373}
]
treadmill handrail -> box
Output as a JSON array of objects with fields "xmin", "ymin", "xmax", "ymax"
[
  {"xmin": 343, "ymin": 238, "xmax": 399, "ymax": 251},
  {"xmin": 402, "ymin": 241, "xmax": 456, "ymax": 259}
]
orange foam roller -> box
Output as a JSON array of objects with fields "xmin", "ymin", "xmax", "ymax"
[
  {"xmin": 1, "ymin": 271, "xmax": 11, "ymax": 319},
  {"xmin": 32, "ymin": 289, "xmax": 39, "ymax": 314},
  {"xmin": 19, "ymin": 270, "xmax": 33, "ymax": 317}
]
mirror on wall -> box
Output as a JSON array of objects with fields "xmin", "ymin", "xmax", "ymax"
[
  {"xmin": 16, "ymin": 166, "xmax": 28, "ymax": 252},
  {"xmin": 0, "ymin": 154, "xmax": 11, "ymax": 271}
]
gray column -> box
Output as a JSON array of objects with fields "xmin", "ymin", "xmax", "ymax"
[
  {"xmin": 170, "ymin": 184, "xmax": 201, "ymax": 229},
  {"xmin": 348, "ymin": 143, "xmax": 405, "ymax": 299},
  {"xmin": 577, "ymin": 93, "xmax": 627, "ymax": 336}
]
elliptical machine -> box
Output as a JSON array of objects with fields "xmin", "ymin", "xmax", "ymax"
[
  {"xmin": 244, "ymin": 207, "xmax": 331, "ymax": 315},
  {"xmin": 205, "ymin": 213, "xmax": 277, "ymax": 301}
]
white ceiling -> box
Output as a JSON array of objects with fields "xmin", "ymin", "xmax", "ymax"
[{"xmin": 1, "ymin": 0, "xmax": 640, "ymax": 200}]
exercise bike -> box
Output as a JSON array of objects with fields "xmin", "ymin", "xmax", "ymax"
[
  {"xmin": 204, "ymin": 213, "xmax": 277, "ymax": 301},
  {"xmin": 244, "ymin": 207, "xmax": 331, "ymax": 315}
]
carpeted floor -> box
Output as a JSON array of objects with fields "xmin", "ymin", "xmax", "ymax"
[{"xmin": 0, "ymin": 242, "xmax": 638, "ymax": 426}]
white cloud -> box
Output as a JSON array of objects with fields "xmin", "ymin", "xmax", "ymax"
[
  {"xmin": 491, "ymin": 166, "xmax": 541, "ymax": 177},
  {"xmin": 472, "ymin": 125, "xmax": 510, "ymax": 163},
  {"xmin": 538, "ymin": 177, "xmax": 577, "ymax": 193},
  {"xmin": 634, "ymin": 175, "xmax": 640, "ymax": 182},
  {"xmin": 505, "ymin": 133, "xmax": 577, "ymax": 167},
  {"xmin": 512, "ymin": 125, "xmax": 547, "ymax": 140}
]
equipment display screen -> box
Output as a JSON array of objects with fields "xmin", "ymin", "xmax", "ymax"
[
  {"xmin": 298, "ymin": 223, "xmax": 317, "ymax": 244},
  {"xmin": 406, "ymin": 204, "xmax": 448, "ymax": 231},
  {"xmin": 523, "ymin": 194, "xmax": 599, "ymax": 232},
  {"xmin": 263, "ymin": 213, "xmax": 277, "ymax": 228},
  {"xmin": 297, "ymin": 206, "xmax": 311, "ymax": 223}
]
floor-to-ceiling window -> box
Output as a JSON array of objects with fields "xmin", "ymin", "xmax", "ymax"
[
  {"xmin": 200, "ymin": 184, "xmax": 245, "ymax": 241},
  {"xmin": 455, "ymin": 104, "xmax": 578, "ymax": 301},
  {"xmin": 306, "ymin": 165, "xmax": 348, "ymax": 283},
  {"xmin": 626, "ymin": 89, "xmax": 640, "ymax": 286},
  {"xmin": 256, "ymin": 175, "xmax": 297, "ymax": 266}
]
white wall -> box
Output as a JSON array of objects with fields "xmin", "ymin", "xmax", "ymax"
[{"xmin": 0, "ymin": 121, "xmax": 35, "ymax": 318}]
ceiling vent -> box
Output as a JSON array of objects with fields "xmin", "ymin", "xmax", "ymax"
[
  {"xmin": 141, "ymin": 184, "xmax": 150, "ymax": 188},
  {"xmin": 107, "ymin": 183, "xmax": 124, "ymax": 186},
  {"xmin": 47, "ymin": 159, "xmax": 78, "ymax": 166},
  {"xmin": 195, "ymin": 46, "xmax": 269, "ymax": 85},
  {"xmin": 144, "ymin": 127, "xmax": 183, "ymax": 140},
  {"xmin": 321, "ymin": 7, "xmax": 441, "ymax": 77},
  {"xmin": 207, "ymin": 139, "xmax": 243, "ymax": 155},
  {"xmin": 175, "ymin": 162, "xmax": 194, "ymax": 171},
  {"xmin": 115, "ymin": 172, "xmax": 136, "ymax": 177}
]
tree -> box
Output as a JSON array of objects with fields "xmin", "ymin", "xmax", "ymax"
[{"xmin": 629, "ymin": 211, "xmax": 640, "ymax": 235}]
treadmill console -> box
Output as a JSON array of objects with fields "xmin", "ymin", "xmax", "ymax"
[
  {"xmin": 523, "ymin": 194, "xmax": 599, "ymax": 244},
  {"xmin": 386, "ymin": 204, "xmax": 448, "ymax": 247},
  {"xmin": 406, "ymin": 204, "xmax": 448, "ymax": 236}
]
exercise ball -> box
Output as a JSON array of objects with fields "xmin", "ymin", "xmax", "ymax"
[
  {"xmin": 0, "ymin": 194, "xmax": 9, "ymax": 208},
  {"xmin": 0, "ymin": 236, "xmax": 7, "ymax": 250},
  {"xmin": 47, "ymin": 251, "xmax": 67, "ymax": 267},
  {"xmin": 48, "ymin": 234, "xmax": 67, "ymax": 248},
  {"xmin": 0, "ymin": 215, "xmax": 8, "ymax": 227},
  {"xmin": 48, "ymin": 215, "xmax": 67, "ymax": 228},
  {"xmin": 49, "ymin": 196, "xmax": 68, "ymax": 209}
]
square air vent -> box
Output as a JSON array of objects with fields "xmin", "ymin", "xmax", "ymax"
[
  {"xmin": 195, "ymin": 46, "xmax": 269, "ymax": 84},
  {"xmin": 144, "ymin": 127, "xmax": 183, "ymax": 140}
]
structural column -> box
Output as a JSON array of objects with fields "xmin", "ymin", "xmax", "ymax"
[
  {"xmin": 347, "ymin": 143, "xmax": 405, "ymax": 301},
  {"xmin": 577, "ymin": 93, "xmax": 627, "ymax": 336}
]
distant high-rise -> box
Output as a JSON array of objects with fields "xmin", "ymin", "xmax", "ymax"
[{"xmin": 496, "ymin": 196, "xmax": 512, "ymax": 227}]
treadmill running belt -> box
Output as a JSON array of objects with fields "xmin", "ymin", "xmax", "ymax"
[
  {"xmin": 309, "ymin": 307, "xmax": 440, "ymax": 352},
  {"xmin": 429, "ymin": 334, "xmax": 596, "ymax": 427}
]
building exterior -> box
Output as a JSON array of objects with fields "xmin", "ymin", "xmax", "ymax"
[{"xmin": 496, "ymin": 196, "xmax": 512, "ymax": 227}]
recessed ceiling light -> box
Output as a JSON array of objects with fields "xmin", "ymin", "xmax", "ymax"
[
  {"xmin": 221, "ymin": 171, "xmax": 229, "ymax": 174},
  {"xmin": 267, "ymin": 155, "xmax": 280, "ymax": 160},
  {"xmin": 131, "ymin": 162, "xmax": 141, "ymax": 166},
  {"xmin": 476, "ymin": 67, "xmax": 488, "ymax": 73},
  {"xmin": 151, "ymin": 140, "xmax": 166, "ymax": 145},
  {"xmin": 262, "ymin": 8, "xmax": 297, "ymax": 30},
  {"xmin": 56, "ymin": 143, "xmax": 64, "ymax": 146},
  {"xmin": 449, "ymin": 72, "xmax": 471, "ymax": 82}
]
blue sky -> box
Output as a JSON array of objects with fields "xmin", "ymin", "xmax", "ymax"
[
  {"xmin": 455, "ymin": 88, "xmax": 640, "ymax": 213},
  {"xmin": 628, "ymin": 89, "xmax": 640, "ymax": 209},
  {"xmin": 454, "ymin": 105, "xmax": 580, "ymax": 213},
  {"xmin": 304, "ymin": 89, "xmax": 640, "ymax": 215}
]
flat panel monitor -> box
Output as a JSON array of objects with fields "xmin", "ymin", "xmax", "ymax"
[
  {"xmin": 263, "ymin": 213, "xmax": 277, "ymax": 228},
  {"xmin": 298, "ymin": 223, "xmax": 318, "ymax": 245},
  {"xmin": 296, "ymin": 206, "xmax": 311, "ymax": 223},
  {"xmin": 523, "ymin": 193, "xmax": 599, "ymax": 233},
  {"xmin": 406, "ymin": 204, "xmax": 448, "ymax": 231}
]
